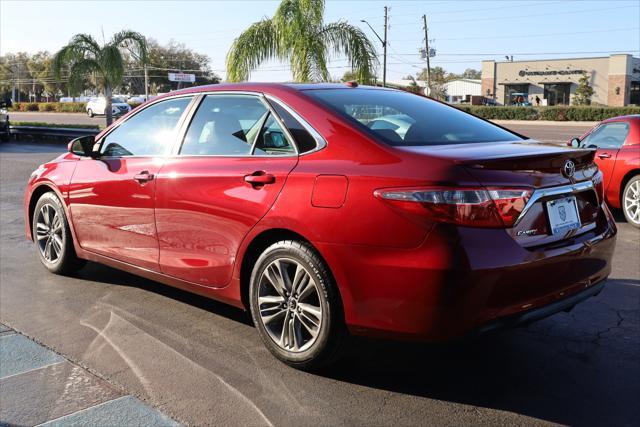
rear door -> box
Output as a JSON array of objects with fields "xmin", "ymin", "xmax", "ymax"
[
  {"xmin": 68, "ymin": 96, "xmax": 194, "ymax": 271},
  {"xmin": 580, "ymin": 121, "xmax": 630, "ymax": 190},
  {"xmin": 155, "ymin": 93, "xmax": 298, "ymax": 287}
]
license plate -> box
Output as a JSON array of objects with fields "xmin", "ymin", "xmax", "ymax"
[{"xmin": 547, "ymin": 196, "xmax": 581, "ymax": 235}]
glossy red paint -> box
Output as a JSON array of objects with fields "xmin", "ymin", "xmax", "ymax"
[
  {"xmin": 573, "ymin": 115, "xmax": 640, "ymax": 209},
  {"xmin": 25, "ymin": 83, "xmax": 617, "ymax": 341}
]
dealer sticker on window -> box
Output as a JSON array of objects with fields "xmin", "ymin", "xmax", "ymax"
[{"xmin": 547, "ymin": 196, "xmax": 581, "ymax": 235}]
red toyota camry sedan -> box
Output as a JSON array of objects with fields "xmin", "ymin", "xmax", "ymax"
[
  {"xmin": 25, "ymin": 83, "xmax": 617, "ymax": 369},
  {"xmin": 569, "ymin": 115, "xmax": 640, "ymax": 228}
]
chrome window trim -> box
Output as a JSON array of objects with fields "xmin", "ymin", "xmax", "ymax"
[
  {"xmin": 96, "ymin": 93, "xmax": 198, "ymax": 158},
  {"xmin": 172, "ymin": 91, "xmax": 299, "ymax": 158},
  {"xmin": 514, "ymin": 180, "xmax": 595, "ymax": 227},
  {"xmin": 264, "ymin": 94, "xmax": 327, "ymax": 155}
]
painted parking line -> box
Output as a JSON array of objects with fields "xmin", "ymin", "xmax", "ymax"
[
  {"xmin": 40, "ymin": 396, "xmax": 180, "ymax": 427},
  {"xmin": 0, "ymin": 333, "xmax": 64, "ymax": 378}
]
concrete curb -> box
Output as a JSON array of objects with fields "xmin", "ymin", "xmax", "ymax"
[
  {"xmin": 491, "ymin": 120, "xmax": 598, "ymax": 126},
  {"xmin": 0, "ymin": 324, "xmax": 180, "ymax": 426}
]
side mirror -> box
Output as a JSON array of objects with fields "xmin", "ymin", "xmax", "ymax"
[
  {"xmin": 569, "ymin": 138, "xmax": 580, "ymax": 148},
  {"xmin": 68, "ymin": 135, "xmax": 98, "ymax": 158}
]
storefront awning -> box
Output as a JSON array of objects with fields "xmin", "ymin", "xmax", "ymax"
[{"xmin": 497, "ymin": 82, "xmax": 530, "ymax": 85}]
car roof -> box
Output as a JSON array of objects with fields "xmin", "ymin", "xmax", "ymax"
[
  {"xmin": 155, "ymin": 82, "xmax": 395, "ymax": 99},
  {"xmin": 602, "ymin": 114, "xmax": 640, "ymax": 123}
]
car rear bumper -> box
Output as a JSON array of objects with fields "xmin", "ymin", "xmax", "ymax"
[{"xmin": 317, "ymin": 202, "xmax": 617, "ymax": 342}]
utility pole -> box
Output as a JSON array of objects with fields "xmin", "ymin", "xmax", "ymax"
[
  {"xmin": 422, "ymin": 14, "xmax": 431, "ymax": 96},
  {"xmin": 144, "ymin": 64, "xmax": 149, "ymax": 100},
  {"xmin": 16, "ymin": 63, "xmax": 21, "ymax": 103},
  {"xmin": 383, "ymin": 6, "xmax": 388, "ymax": 87}
]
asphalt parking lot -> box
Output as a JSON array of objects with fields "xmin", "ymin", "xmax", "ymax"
[{"xmin": 1, "ymin": 139, "xmax": 638, "ymax": 426}]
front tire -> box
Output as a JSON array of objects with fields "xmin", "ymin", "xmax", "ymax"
[
  {"xmin": 622, "ymin": 176, "xmax": 640, "ymax": 228},
  {"xmin": 32, "ymin": 192, "xmax": 85, "ymax": 274},
  {"xmin": 87, "ymin": 109, "xmax": 94, "ymax": 118},
  {"xmin": 249, "ymin": 240, "xmax": 346, "ymax": 370}
]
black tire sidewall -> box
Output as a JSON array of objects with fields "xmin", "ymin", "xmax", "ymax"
[
  {"xmin": 32, "ymin": 192, "xmax": 77, "ymax": 274},
  {"xmin": 622, "ymin": 176, "xmax": 640, "ymax": 228},
  {"xmin": 249, "ymin": 241, "xmax": 344, "ymax": 369}
]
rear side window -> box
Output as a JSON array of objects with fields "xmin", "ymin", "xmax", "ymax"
[
  {"xmin": 304, "ymin": 89, "xmax": 521, "ymax": 146},
  {"xmin": 580, "ymin": 122, "xmax": 629, "ymax": 149},
  {"xmin": 101, "ymin": 96, "xmax": 192, "ymax": 156},
  {"xmin": 270, "ymin": 102, "xmax": 318, "ymax": 153},
  {"xmin": 180, "ymin": 95, "xmax": 295, "ymax": 156}
]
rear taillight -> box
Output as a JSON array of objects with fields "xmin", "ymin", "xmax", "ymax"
[
  {"xmin": 374, "ymin": 187, "xmax": 532, "ymax": 228},
  {"xmin": 592, "ymin": 170, "xmax": 604, "ymax": 203}
]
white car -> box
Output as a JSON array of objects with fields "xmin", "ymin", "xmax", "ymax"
[{"xmin": 86, "ymin": 97, "xmax": 131, "ymax": 117}]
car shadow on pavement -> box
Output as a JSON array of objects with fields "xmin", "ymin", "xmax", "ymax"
[
  {"xmin": 75, "ymin": 261, "xmax": 253, "ymax": 326},
  {"xmin": 73, "ymin": 257, "xmax": 639, "ymax": 426},
  {"xmin": 324, "ymin": 278, "xmax": 640, "ymax": 426}
]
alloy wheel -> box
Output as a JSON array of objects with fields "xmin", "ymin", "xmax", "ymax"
[
  {"xmin": 257, "ymin": 258, "xmax": 323, "ymax": 353},
  {"xmin": 35, "ymin": 204, "xmax": 64, "ymax": 263},
  {"xmin": 624, "ymin": 180, "xmax": 640, "ymax": 225}
]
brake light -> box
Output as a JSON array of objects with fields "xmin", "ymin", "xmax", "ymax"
[
  {"xmin": 374, "ymin": 187, "xmax": 532, "ymax": 228},
  {"xmin": 592, "ymin": 170, "xmax": 604, "ymax": 203}
]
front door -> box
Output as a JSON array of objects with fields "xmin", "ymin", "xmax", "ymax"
[
  {"xmin": 68, "ymin": 96, "xmax": 194, "ymax": 271},
  {"xmin": 580, "ymin": 121, "xmax": 630, "ymax": 190},
  {"xmin": 155, "ymin": 94, "xmax": 298, "ymax": 287}
]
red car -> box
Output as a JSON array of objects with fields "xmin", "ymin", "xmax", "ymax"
[
  {"xmin": 25, "ymin": 84, "xmax": 616, "ymax": 369},
  {"xmin": 569, "ymin": 115, "xmax": 640, "ymax": 227}
]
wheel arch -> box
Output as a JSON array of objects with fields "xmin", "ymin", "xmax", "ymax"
[
  {"xmin": 28, "ymin": 184, "xmax": 59, "ymax": 236},
  {"xmin": 620, "ymin": 168, "xmax": 640, "ymax": 205},
  {"xmin": 238, "ymin": 228, "xmax": 342, "ymax": 313}
]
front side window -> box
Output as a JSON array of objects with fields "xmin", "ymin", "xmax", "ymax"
[
  {"xmin": 305, "ymin": 88, "xmax": 521, "ymax": 147},
  {"xmin": 180, "ymin": 95, "xmax": 295, "ymax": 156},
  {"xmin": 580, "ymin": 122, "xmax": 629, "ymax": 149},
  {"xmin": 100, "ymin": 96, "xmax": 192, "ymax": 156}
]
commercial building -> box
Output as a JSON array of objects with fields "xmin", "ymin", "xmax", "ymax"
[
  {"xmin": 481, "ymin": 54, "xmax": 640, "ymax": 106},
  {"xmin": 443, "ymin": 79, "xmax": 481, "ymax": 103}
]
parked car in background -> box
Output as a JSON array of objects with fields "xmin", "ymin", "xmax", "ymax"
[
  {"xmin": 25, "ymin": 83, "xmax": 616, "ymax": 370},
  {"xmin": 0, "ymin": 99, "xmax": 10, "ymax": 141},
  {"xmin": 85, "ymin": 96, "xmax": 131, "ymax": 117},
  {"xmin": 570, "ymin": 115, "xmax": 640, "ymax": 227}
]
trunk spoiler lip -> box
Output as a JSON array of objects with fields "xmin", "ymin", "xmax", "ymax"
[{"xmin": 396, "ymin": 139, "xmax": 596, "ymax": 165}]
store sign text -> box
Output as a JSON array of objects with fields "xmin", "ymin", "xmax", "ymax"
[{"xmin": 518, "ymin": 69, "xmax": 586, "ymax": 77}]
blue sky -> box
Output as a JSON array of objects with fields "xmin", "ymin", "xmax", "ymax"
[{"xmin": 1, "ymin": 0, "xmax": 638, "ymax": 82}]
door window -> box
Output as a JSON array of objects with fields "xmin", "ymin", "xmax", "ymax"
[
  {"xmin": 100, "ymin": 96, "xmax": 192, "ymax": 157},
  {"xmin": 580, "ymin": 122, "xmax": 629, "ymax": 149},
  {"xmin": 180, "ymin": 95, "xmax": 295, "ymax": 156}
]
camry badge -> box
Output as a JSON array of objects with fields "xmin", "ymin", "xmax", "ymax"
[{"xmin": 563, "ymin": 160, "xmax": 576, "ymax": 178}]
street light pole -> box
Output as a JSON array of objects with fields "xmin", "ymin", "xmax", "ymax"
[
  {"xmin": 144, "ymin": 64, "xmax": 149, "ymax": 100},
  {"xmin": 361, "ymin": 6, "xmax": 388, "ymax": 87}
]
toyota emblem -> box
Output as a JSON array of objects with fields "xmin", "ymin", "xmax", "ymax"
[{"xmin": 563, "ymin": 160, "xmax": 576, "ymax": 178}]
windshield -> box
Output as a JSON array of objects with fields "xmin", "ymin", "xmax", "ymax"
[{"xmin": 304, "ymin": 88, "xmax": 522, "ymax": 146}]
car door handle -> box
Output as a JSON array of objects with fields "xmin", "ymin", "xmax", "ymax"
[
  {"xmin": 244, "ymin": 171, "xmax": 276, "ymax": 186},
  {"xmin": 134, "ymin": 171, "xmax": 155, "ymax": 183},
  {"xmin": 597, "ymin": 153, "xmax": 611, "ymax": 159}
]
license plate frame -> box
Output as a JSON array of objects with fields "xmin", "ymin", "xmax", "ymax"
[{"xmin": 546, "ymin": 196, "xmax": 581, "ymax": 235}]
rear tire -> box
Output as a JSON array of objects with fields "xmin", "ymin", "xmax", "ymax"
[
  {"xmin": 87, "ymin": 109, "xmax": 94, "ymax": 118},
  {"xmin": 32, "ymin": 192, "xmax": 85, "ymax": 275},
  {"xmin": 249, "ymin": 240, "xmax": 346, "ymax": 370},
  {"xmin": 622, "ymin": 175, "xmax": 640, "ymax": 228}
]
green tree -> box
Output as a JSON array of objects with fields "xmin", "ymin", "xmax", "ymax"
[
  {"xmin": 53, "ymin": 30, "xmax": 148, "ymax": 125},
  {"xmin": 226, "ymin": 0, "xmax": 377, "ymax": 83},
  {"xmin": 416, "ymin": 66, "xmax": 448, "ymax": 100},
  {"xmin": 573, "ymin": 73, "xmax": 594, "ymax": 105}
]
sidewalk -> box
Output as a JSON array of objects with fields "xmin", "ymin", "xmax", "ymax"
[{"xmin": 0, "ymin": 324, "xmax": 179, "ymax": 426}]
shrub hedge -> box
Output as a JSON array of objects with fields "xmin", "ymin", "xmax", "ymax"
[
  {"xmin": 455, "ymin": 105, "xmax": 640, "ymax": 121},
  {"xmin": 9, "ymin": 101, "xmax": 142, "ymax": 113}
]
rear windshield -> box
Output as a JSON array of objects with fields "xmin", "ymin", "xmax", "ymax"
[{"xmin": 304, "ymin": 88, "xmax": 522, "ymax": 146}]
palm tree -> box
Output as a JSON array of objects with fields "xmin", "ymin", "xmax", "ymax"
[
  {"xmin": 226, "ymin": 0, "xmax": 378, "ymax": 83},
  {"xmin": 52, "ymin": 30, "xmax": 148, "ymax": 126}
]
